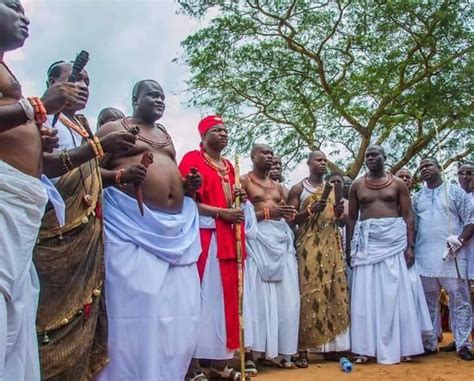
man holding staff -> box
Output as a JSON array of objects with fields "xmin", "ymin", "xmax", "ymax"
[{"xmin": 179, "ymin": 115, "xmax": 254, "ymax": 380}]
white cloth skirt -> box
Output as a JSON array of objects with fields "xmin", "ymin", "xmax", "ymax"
[
  {"xmin": 194, "ymin": 232, "xmax": 253, "ymax": 360},
  {"xmin": 245, "ymin": 220, "xmax": 300, "ymax": 358},
  {"xmin": 0, "ymin": 161, "xmax": 47, "ymax": 381},
  {"xmin": 351, "ymin": 253, "xmax": 426, "ymax": 364}
]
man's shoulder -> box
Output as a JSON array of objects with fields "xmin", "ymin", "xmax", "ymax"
[
  {"xmin": 351, "ymin": 176, "xmax": 364, "ymax": 188},
  {"xmin": 181, "ymin": 150, "xmax": 202, "ymax": 160},
  {"xmin": 96, "ymin": 118, "xmax": 123, "ymax": 136},
  {"xmin": 179, "ymin": 150, "xmax": 203, "ymax": 167},
  {"xmin": 288, "ymin": 180, "xmax": 304, "ymax": 195}
]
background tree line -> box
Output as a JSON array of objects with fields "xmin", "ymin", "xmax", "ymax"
[{"xmin": 178, "ymin": 0, "xmax": 473, "ymax": 178}]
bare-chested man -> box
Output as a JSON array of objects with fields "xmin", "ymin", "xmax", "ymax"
[
  {"xmin": 0, "ymin": 1, "xmax": 84, "ymax": 379},
  {"xmin": 346, "ymin": 145, "xmax": 431, "ymax": 364},
  {"xmin": 95, "ymin": 80, "xmax": 202, "ymax": 381},
  {"xmin": 240, "ymin": 144, "xmax": 299, "ymax": 369}
]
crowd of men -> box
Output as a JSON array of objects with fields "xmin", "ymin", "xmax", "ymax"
[{"xmin": 1, "ymin": 1, "xmax": 473, "ymax": 380}]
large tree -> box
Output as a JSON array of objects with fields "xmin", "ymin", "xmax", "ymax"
[{"xmin": 179, "ymin": 0, "xmax": 473, "ymax": 177}]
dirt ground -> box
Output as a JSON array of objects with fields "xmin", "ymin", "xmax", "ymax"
[{"xmin": 230, "ymin": 335, "xmax": 474, "ymax": 381}]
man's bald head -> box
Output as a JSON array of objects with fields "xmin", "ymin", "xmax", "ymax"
[
  {"xmin": 97, "ymin": 107, "xmax": 125, "ymax": 129},
  {"xmin": 132, "ymin": 80, "xmax": 162, "ymax": 99},
  {"xmin": 307, "ymin": 150, "xmax": 325, "ymax": 164},
  {"xmin": 131, "ymin": 80, "xmax": 165, "ymax": 122},
  {"xmin": 458, "ymin": 162, "xmax": 473, "ymax": 193},
  {"xmin": 0, "ymin": 0, "xmax": 29, "ymax": 52},
  {"xmin": 307, "ymin": 150, "xmax": 327, "ymax": 176},
  {"xmin": 365, "ymin": 145, "xmax": 386, "ymax": 172},
  {"xmin": 250, "ymin": 143, "xmax": 273, "ymax": 160},
  {"xmin": 366, "ymin": 144, "xmax": 386, "ymax": 157},
  {"xmin": 250, "ymin": 143, "xmax": 274, "ymax": 171}
]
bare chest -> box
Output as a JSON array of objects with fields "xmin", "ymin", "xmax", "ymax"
[
  {"xmin": 357, "ymin": 185, "xmax": 399, "ymax": 205},
  {"xmin": 0, "ymin": 64, "xmax": 22, "ymax": 101}
]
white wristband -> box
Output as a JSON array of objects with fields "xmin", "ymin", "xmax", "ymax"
[{"xmin": 18, "ymin": 98, "xmax": 35, "ymax": 122}]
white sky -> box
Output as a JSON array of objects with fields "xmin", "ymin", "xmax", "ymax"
[{"xmin": 6, "ymin": 0, "xmax": 324, "ymax": 185}]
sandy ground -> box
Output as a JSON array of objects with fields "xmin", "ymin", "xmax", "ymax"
[{"xmin": 226, "ymin": 335, "xmax": 474, "ymax": 381}]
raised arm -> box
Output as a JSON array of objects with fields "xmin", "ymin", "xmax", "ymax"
[{"xmin": 0, "ymin": 83, "xmax": 83, "ymax": 133}]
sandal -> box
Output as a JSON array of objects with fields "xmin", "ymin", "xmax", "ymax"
[
  {"xmin": 354, "ymin": 355, "xmax": 369, "ymax": 364},
  {"xmin": 209, "ymin": 365, "xmax": 241, "ymax": 380},
  {"xmin": 185, "ymin": 371, "xmax": 209, "ymax": 381},
  {"xmin": 263, "ymin": 356, "xmax": 296, "ymax": 369},
  {"xmin": 245, "ymin": 359, "xmax": 258, "ymax": 376},
  {"xmin": 401, "ymin": 356, "xmax": 412, "ymax": 362},
  {"xmin": 276, "ymin": 358, "xmax": 297, "ymax": 369},
  {"xmin": 293, "ymin": 351, "xmax": 308, "ymax": 369}
]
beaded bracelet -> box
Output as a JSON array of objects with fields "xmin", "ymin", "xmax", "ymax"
[{"xmin": 27, "ymin": 97, "xmax": 47, "ymax": 125}]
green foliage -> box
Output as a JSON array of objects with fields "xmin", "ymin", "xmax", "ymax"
[{"xmin": 179, "ymin": 0, "xmax": 473, "ymax": 177}]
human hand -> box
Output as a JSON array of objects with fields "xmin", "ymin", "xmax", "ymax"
[
  {"xmin": 310, "ymin": 199, "xmax": 327, "ymax": 214},
  {"xmin": 184, "ymin": 168, "xmax": 202, "ymax": 192},
  {"xmin": 271, "ymin": 204, "xmax": 296, "ymax": 220},
  {"xmin": 39, "ymin": 126, "xmax": 59, "ymax": 153},
  {"xmin": 121, "ymin": 164, "xmax": 147, "ymax": 185},
  {"xmin": 234, "ymin": 187, "xmax": 248, "ymax": 203},
  {"xmin": 404, "ymin": 246, "xmax": 415, "ymax": 268},
  {"xmin": 220, "ymin": 208, "xmax": 245, "ymax": 223},
  {"xmin": 334, "ymin": 200, "xmax": 345, "ymax": 218},
  {"xmin": 100, "ymin": 131, "xmax": 137, "ymax": 154},
  {"xmin": 41, "ymin": 83, "xmax": 87, "ymax": 115}
]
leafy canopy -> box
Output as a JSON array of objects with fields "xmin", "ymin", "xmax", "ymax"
[{"xmin": 179, "ymin": 0, "xmax": 473, "ymax": 177}]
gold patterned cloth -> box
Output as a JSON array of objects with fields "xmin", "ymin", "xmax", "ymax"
[
  {"xmin": 296, "ymin": 184, "xmax": 350, "ymax": 350},
  {"xmin": 34, "ymin": 126, "xmax": 107, "ymax": 381}
]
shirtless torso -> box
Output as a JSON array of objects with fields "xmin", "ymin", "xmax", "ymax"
[
  {"xmin": 241, "ymin": 144, "xmax": 295, "ymax": 221},
  {"xmin": 0, "ymin": 63, "xmax": 42, "ymax": 177},
  {"xmin": 99, "ymin": 117, "xmax": 184, "ymax": 213},
  {"xmin": 243, "ymin": 172, "xmax": 283, "ymax": 207},
  {"xmin": 345, "ymin": 145, "xmax": 415, "ymax": 266},
  {"xmin": 350, "ymin": 173, "xmax": 405, "ymax": 220}
]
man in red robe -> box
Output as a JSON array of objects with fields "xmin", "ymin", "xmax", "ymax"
[{"xmin": 179, "ymin": 115, "xmax": 254, "ymax": 380}]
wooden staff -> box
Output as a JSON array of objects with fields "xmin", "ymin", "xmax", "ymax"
[{"xmin": 234, "ymin": 154, "xmax": 248, "ymax": 380}]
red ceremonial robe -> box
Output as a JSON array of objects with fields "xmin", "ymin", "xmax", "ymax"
[{"xmin": 179, "ymin": 150, "xmax": 245, "ymax": 351}]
